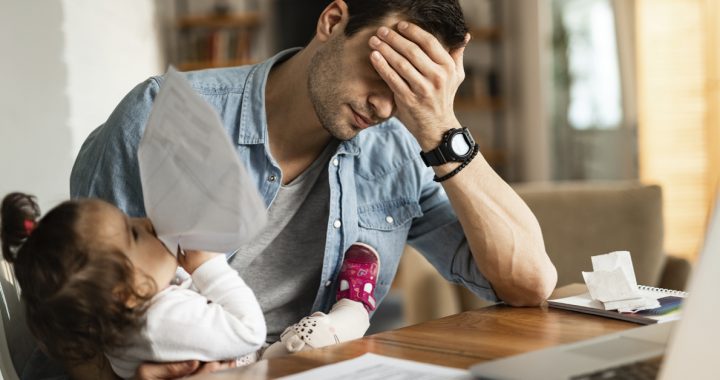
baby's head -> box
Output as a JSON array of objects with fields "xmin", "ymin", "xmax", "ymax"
[{"xmin": 0, "ymin": 193, "xmax": 177, "ymax": 363}]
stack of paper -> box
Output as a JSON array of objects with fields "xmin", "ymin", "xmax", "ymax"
[
  {"xmin": 137, "ymin": 67, "xmax": 267, "ymax": 255},
  {"xmin": 278, "ymin": 353, "xmax": 472, "ymax": 380},
  {"xmin": 582, "ymin": 251, "xmax": 660, "ymax": 312}
]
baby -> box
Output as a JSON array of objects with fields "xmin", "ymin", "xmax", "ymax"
[{"xmin": 0, "ymin": 193, "xmax": 380, "ymax": 378}]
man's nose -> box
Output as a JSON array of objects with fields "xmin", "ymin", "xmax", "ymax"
[{"xmin": 368, "ymin": 93, "xmax": 395, "ymax": 120}]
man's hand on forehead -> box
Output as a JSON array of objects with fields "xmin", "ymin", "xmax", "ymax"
[{"xmin": 368, "ymin": 21, "xmax": 470, "ymax": 150}]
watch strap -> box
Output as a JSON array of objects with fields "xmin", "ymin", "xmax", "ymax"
[
  {"xmin": 420, "ymin": 148, "xmax": 447, "ymax": 167},
  {"xmin": 420, "ymin": 128, "xmax": 473, "ymax": 167},
  {"xmin": 433, "ymin": 144, "xmax": 479, "ymax": 182}
]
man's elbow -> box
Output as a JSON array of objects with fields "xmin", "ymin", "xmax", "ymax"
[{"xmin": 502, "ymin": 263, "xmax": 558, "ymax": 307}]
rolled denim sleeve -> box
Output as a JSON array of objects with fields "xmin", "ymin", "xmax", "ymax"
[
  {"xmin": 70, "ymin": 77, "xmax": 162, "ymax": 217},
  {"xmin": 406, "ymin": 165, "xmax": 498, "ymax": 302}
]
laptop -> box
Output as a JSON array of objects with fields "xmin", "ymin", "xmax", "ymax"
[{"xmin": 469, "ymin": 195, "xmax": 720, "ymax": 380}]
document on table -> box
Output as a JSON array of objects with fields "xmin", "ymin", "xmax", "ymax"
[
  {"xmin": 137, "ymin": 67, "xmax": 267, "ymax": 254},
  {"xmin": 278, "ymin": 353, "xmax": 473, "ymax": 380}
]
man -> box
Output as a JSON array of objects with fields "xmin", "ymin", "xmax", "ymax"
[{"xmin": 67, "ymin": 0, "xmax": 556, "ymax": 378}]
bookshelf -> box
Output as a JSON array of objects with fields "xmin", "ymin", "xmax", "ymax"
[
  {"xmin": 454, "ymin": 26, "xmax": 503, "ymax": 114},
  {"xmin": 456, "ymin": 0, "xmax": 507, "ymax": 177},
  {"xmin": 175, "ymin": 11, "xmax": 263, "ymax": 71}
]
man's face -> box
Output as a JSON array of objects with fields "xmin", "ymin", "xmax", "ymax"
[{"xmin": 308, "ymin": 22, "xmax": 398, "ymax": 141}]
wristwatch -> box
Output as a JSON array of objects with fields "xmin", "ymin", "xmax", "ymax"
[{"xmin": 420, "ymin": 127, "xmax": 476, "ymax": 167}]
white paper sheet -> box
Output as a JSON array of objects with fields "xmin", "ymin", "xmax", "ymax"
[
  {"xmin": 137, "ymin": 67, "xmax": 267, "ymax": 254},
  {"xmin": 582, "ymin": 251, "xmax": 659, "ymax": 311},
  {"xmin": 278, "ymin": 353, "xmax": 472, "ymax": 380}
]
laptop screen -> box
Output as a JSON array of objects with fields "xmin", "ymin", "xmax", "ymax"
[{"xmin": 660, "ymin": 194, "xmax": 720, "ymax": 379}]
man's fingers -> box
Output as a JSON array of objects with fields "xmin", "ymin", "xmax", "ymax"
[
  {"xmin": 195, "ymin": 360, "xmax": 237, "ymax": 374},
  {"xmin": 369, "ymin": 35, "xmax": 427, "ymax": 93},
  {"xmin": 395, "ymin": 21, "xmax": 455, "ymax": 67},
  {"xmin": 135, "ymin": 360, "xmax": 199, "ymax": 380},
  {"xmin": 370, "ymin": 50, "xmax": 412, "ymax": 97},
  {"xmin": 374, "ymin": 26, "xmax": 437, "ymax": 77}
]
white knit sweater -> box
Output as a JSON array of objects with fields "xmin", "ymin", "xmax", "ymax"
[{"xmin": 106, "ymin": 256, "xmax": 266, "ymax": 379}]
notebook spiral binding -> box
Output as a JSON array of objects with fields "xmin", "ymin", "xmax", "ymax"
[{"xmin": 637, "ymin": 285, "xmax": 689, "ymax": 297}]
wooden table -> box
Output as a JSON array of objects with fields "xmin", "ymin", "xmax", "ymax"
[{"xmin": 191, "ymin": 285, "xmax": 637, "ymax": 379}]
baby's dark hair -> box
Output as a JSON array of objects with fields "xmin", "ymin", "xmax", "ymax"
[{"xmin": 0, "ymin": 193, "xmax": 154, "ymax": 363}]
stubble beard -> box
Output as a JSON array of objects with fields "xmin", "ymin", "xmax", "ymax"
[{"xmin": 307, "ymin": 35, "xmax": 360, "ymax": 141}]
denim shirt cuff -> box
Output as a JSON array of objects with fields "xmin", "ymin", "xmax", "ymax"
[{"xmin": 451, "ymin": 245, "xmax": 499, "ymax": 302}]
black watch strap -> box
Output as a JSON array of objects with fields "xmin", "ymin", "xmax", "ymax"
[
  {"xmin": 420, "ymin": 147, "xmax": 448, "ymax": 167},
  {"xmin": 419, "ymin": 127, "xmax": 474, "ymax": 167}
]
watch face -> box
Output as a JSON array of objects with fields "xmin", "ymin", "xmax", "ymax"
[{"xmin": 450, "ymin": 133, "xmax": 471, "ymax": 157}]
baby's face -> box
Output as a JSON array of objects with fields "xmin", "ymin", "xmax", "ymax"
[{"xmin": 77, "ymin": 200, "xmax": 178, "ymax": 295}]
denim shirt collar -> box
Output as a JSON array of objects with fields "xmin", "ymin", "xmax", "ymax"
[
  {"xmin": 238, "ymin": 47, "xmax": 362, "ymax": 157},
  {"xmin": 338, "ymin": 139, "xmax": 361, "ymax": 156},
  {"xmin": 237, "ymin": 48, "xmax": 301, "ymax": 146}
]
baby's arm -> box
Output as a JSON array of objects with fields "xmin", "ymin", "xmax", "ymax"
[{"xmin": 142, "ymin": 254, "xmax": 266, "ymax": 362}]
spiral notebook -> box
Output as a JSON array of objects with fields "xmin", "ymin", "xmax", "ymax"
[{"xmin": 548, "ymin": 285, "xmax": 688, "ymax": 325}]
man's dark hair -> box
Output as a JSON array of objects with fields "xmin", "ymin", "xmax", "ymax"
[{"xmin": 344, "ymin": 0, "xmax": 469, "ymax": 49}]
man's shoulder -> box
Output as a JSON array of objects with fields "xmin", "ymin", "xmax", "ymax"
[{"xmin": 174, "ymin": 64, "xmax": 257, "ymax": 95}]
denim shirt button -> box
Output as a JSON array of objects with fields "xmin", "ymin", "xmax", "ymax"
[
  {"xmin": 333, "ymin": 219, "xmax": 342, "ymax": 229},
  {"xmin": 324, "ymin": 280, "xmax": 332, "ymax": 287},
  {"xmin": 385, "ymin": 215, "xmax": 394, "ymax": 224},
  {"xmin": 332, "ymin": 158, "xmax": 339, "ymax": 167},
  {"xmin": 268, "ymin": 175, "xmax": 277, "ymax": 182}
]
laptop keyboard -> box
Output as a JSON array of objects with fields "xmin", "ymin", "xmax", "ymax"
[{"xmin": 570, "ymin": 356, "xmax": 663, "ymax": 380}]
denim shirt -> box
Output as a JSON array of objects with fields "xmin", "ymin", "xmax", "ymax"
[{"xmin": 70, "ymin": 49, "xmax": 498, "ymax": 314}]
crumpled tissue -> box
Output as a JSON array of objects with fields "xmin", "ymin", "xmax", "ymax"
[{"xmin": 582, "ymin": 251, "xmax": 660, "ymax": 312}]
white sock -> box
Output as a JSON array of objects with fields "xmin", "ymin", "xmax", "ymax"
[
  {"xmin": 325, "ymin": 298, "xmax": 370, "ymax": 342},
  {"xmin": 263, "ymin": 299, "xmax": 370, "ymax": 357}
]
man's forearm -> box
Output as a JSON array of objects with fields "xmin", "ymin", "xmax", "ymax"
[
  {"xmin": 435, "ymin": 152, "xmax": 557, "ymax": 306},
  {"xmin": 365, "ymin": 21, "xmax": 556, "ymax": 305}
]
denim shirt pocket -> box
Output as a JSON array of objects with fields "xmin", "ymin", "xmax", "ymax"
[
  {"xmin": 358, "ymin": 199, "xmax": 422, "ymax": 230},
  {"xmin": 356, "ymin": 199, "xmax": 423, "ymax": 305}
]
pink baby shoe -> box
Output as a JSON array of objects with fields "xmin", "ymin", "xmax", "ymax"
[{"xmin": 336, "ymin": 242, "xmax": 380, "ymax": 312}]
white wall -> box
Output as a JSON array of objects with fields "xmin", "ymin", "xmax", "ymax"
[
  {"xmin": 0, "ymin": 1, "xmax": 164, "ymax": 213},
  {"xmin": 63, "ymin": 0, "xmax": 165, "ymax": 156},
  {"xmin": 0, "ymin": 1, "xmax": 72, "ymax": 211}
]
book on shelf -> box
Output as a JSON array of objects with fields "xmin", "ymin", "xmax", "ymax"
[
  {"xmin": 548, "ymin": 285, "xmax": 687, "ymax": 325},
  {"xmin": 176, "ymin": 13, "xmax": 261, "ymax": 70}
]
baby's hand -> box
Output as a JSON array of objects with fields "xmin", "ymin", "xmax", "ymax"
[{"xmin": 178, "ymin": 250, "xmax": 222, "ymax": 274}]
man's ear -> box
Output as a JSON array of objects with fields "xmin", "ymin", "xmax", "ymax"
[{"xmin": 315, "ymin": 0, "xmax": 349, "ymax": 42}]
